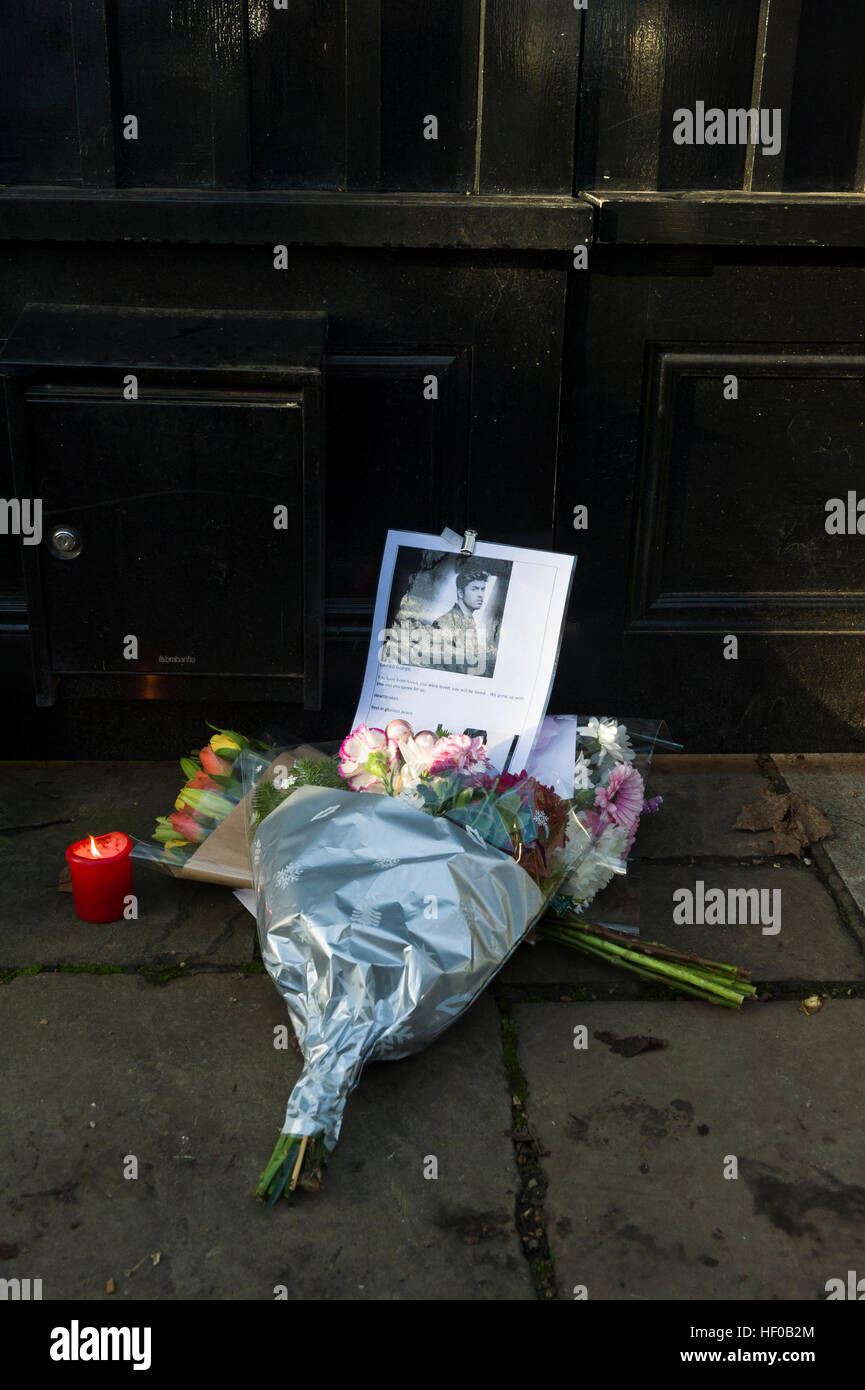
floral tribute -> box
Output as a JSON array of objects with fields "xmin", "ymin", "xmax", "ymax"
[
  {"xmin": 539, "ymin": 719, "xmax": 755, "ymax": 1011},
  {"xmin": 252, "ymin": 714, "xmax": 755, "ymax": 1009},
  {"xmin": 338, "ymin": 722, "xmax": 571, "ymax": 887},
  {"xmin": 148, "ymin": 724, "xmax": 251, "ymax": 864},
  {"xmin": 254, "ymin": 715, "xmax": 754, "ymax": 1208}
]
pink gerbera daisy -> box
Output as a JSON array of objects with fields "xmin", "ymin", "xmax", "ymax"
[{"xmin": 591, "ymin": 762, "xmax": 645, "ymax": 853}]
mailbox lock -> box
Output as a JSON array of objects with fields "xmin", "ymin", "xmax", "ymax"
[{"xmin": 49, "ymin": 525, "xmax": 82, "ymax": 559}]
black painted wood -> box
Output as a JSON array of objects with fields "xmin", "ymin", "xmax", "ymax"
[
  {"xmin": 577, "ymin": 0, "xmax": 669, "ymax": 191},
  {"xmin": 556, "ymin": 246, "xmax": 865, "ymax": 751},
  {"xmin": 248, "ymin": 0, "xmax": 345, "ymax": 190},
  {"xmin": 630, "ymin": 347, "xmax": 865, "ymax": 632},
  {"xmin": 70, "ymin": 0, "xmax": 118, "ymax": 187},
  {"xmin": 301, "ymin": 364, "xmax": 325, "ymax": 709},
  {"xmin": 30, "ymin": 391, "xmax": 306, "ymax": 669},
  {"xmin": 325, "ymin": 351, "xmax": 470, "ymax": 627},
  {"xmin": 0, "ymin": 189, "xmax": 593, "ymax": 249},
  {"xmin": 0, "ymin": 246, "xmax": 564, "ymax": 725},
  {"xmin": 479, "ymin": 0, "xmax": 582, "ymax": 195},
  {"xmin": 6, "ymin": 1, "xmax": 865, "ymax": 199},
  {"xmin": 2, "ymin": 2, "xmax": 865, "ymax": 755},
  {"xmin": 0, "ymin": 2, "xmax": 80, "ymax": 185},
  {"xmin": 1, "ymin": 303, "xmax": 328, "ymax": 375},
  {"xmin": 0, "ymin": 243, "xmax": 565, "ymax": 741},
  {"xmin": 785, "ymin": 0, "xmax": 865, "ymax": 192},
  {"xmin": 658, "ymin": 0, "xmax": 762, "ymax": 191},
  {"xmin": 578, "ymin": 0, "xmax": 819, "ymax": 195},
  {"xmin": 379, "ymin": 0, "xmax": 479, "ymax": 192},
  {"xmin": 588, "ymin": 192, "xmax": 865, "ymax": 247},
  {"xmin": 744, "ymin": 0, "xmax": 801, "ymax": 193},
  {"xmin": 0, "ymin": 305, "xmax": 327, "ymax": 708},
  {"xmin": 2, "ymin": 376, "xmax": 55, "ymax": 706},
  {"xmin": 113, "ymin": 0, "xmax": 217, "ymax": 188},
  {"xmin": 346, "ymin": 0, "xmax": 382, "ymax": 189},
  {"xmin": 210, "ymin": 0, "xmax": 251, "ymax": 188},
  {"xmin": 0, "ymin": 334, "xmax": 21, "ymax": 624}
]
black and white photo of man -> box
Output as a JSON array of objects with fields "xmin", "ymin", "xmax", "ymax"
[
  {"xmin": 380, "ymin": 546, "xmax": 511, "ymax": 680},
  {"xmin": 431, "ymin": 565, "xmax": 494, "ymax": 675}
]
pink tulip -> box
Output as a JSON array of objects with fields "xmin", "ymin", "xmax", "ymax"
[{"xmin": 169, "ymin": 809, "xmax": 207, "ymax": 843}]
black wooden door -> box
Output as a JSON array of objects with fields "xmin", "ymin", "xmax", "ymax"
[{"xmin": 2, "ymin": 1, "xmax": 865, "ymax": 754}]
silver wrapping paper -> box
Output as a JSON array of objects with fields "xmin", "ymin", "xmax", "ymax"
[{"xmin": 254, "ymin": 785, "xmax": 545, "ymax": 1151}]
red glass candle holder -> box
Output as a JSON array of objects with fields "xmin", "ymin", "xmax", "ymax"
[{"xmin": 65, "ymin": 832, "xmax": 134, "ymax": 923}]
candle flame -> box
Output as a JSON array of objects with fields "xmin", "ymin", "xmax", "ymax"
[{"xmin": 89, "ymin": 835, "xmax": 101, "ymax": 858}]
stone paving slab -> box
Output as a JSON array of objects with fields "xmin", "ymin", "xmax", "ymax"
[
  {"xmin": 500, "ymin": 861, "xmax": 865, "ymax": 988},
  {"xmin": 513, "ymin": 1000, "xmax": 865, "ymax": 1301},
  {"xmin": 1, "ymin": 973, "xmax": 530, "ymax": 1301},
  {"xmin": 0, "ymin": 763, "xmax": 255, "ymax": 968},
  {"xmin": 0, "ymin": 761, "xmax": 184, "ymax": 839},
  {"xmin": 0, "ymin": 765, "xmax": 79, "ymax": 833},
  {"xmin": 773, "ymin": 754, "xmax": 865, "ymax": 924},
  {"xmin": 0, "ymin": 827, "xmax": 255, "ymax": 969},
  {"xmin": 633, "ymin": 755, "xmax": 775, "ymax": 859}
]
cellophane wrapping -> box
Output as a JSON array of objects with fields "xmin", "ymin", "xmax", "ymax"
[
  {"xmin": 244, "ymin": 748, "xmax": 589, "ymax": 1153},
  {"xmin": 554, "ymin": 716, "xmax": 680, "ymax": 930}
]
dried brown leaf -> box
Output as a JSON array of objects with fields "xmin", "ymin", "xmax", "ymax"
[
  {"xmin": 732, "ymin": 790, "xmax": 785, "ymax": 832},
  {"xmin": 733, "ymin": 790, "xmax": 832, "ymax": 857},
  {"xmin": 789, "ymin": 793, "xmax": 833, "ymax": 844},
  {"xmin": 773, "ymin": 824, "xmax": 807, "ymax": 857}
]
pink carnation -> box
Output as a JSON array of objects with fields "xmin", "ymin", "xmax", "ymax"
[
  {"xmin": 427, "ymin": 734, "xmax": 489, "ymax": 778},
  {"xmin": 589, "ymin": 762, "xmax": 645, "ymax": 853},
  {"xmin": 338, "ymin": 725, "xmax": 396, "ymax": 791}
]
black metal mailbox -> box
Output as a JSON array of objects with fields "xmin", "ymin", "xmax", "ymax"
[{"xmin": 0, "ymin": 303, "xmax": 326, "ymax": 708}]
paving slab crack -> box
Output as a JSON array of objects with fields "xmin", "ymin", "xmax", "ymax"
[
  {"xmin": 0, "ymin": 819, "xmax": 75, "ymax": 835},
  {"xmin": 498, "ymin": 980, "xmax": 865, "ymax": 1003},
  {"xmin": 1, "ymin": 961, "xmax": 262, "ymax": 984},
  {"xmin": 496, "ymin": 997, "xmax": 558, "ymax": 1300},
  {"xmin": 634, "ymin": 853, "xmax": 807, "ymax": 868},
  {"xmin": 762, "ymin": 755, "xmax": 865, "ymax": 961}
]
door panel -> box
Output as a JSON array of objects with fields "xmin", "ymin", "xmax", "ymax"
[
  {"xmin": 30, "ymin": 392, "xmax": 305, "ymax": 675},
  {"xmin": 556, "ymin": 251, "xmax": 865, "ymax": 750}
]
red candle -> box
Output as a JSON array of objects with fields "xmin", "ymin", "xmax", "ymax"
[{"xmin": 65, "ymin": 832, "xmax": 134, "ymax": 923}]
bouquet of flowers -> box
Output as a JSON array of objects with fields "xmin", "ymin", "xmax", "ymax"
[
  {"xmin": 250, "ymin": 719, "xmax": 591, "ymax": 1205},
  {"xmin": 131, "ymin": 725, "xmax": 279, "ymax": 886},
  {"xmin": 537, "ymin": 718, "xmax": 757, "ymax": 1010},
  {"xmin": 250, "ymin": 716, "xmax": 753, "ymax": 1207}
]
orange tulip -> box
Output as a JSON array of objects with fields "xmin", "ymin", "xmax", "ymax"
[
  {"xmin": 199, "ymin": 745, "xmax": 231, "ymax": 777},
  {"xmin": 186, "ymin": 769, "xmax": 219, "ymax": 790}
]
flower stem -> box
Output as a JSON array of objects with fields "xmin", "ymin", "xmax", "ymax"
[
  {"xmin": 256, "ymin": 1131, "xmax": 326, "ymax": 1208},
  {"xmin": 549, "ymin": 931, "xmax": 742, "ymax": 1007},
  {"xmin": 256, "ymin": 1133, "xmax": 300, "ymax": 1207},
  {"xmin": 540, "ymin": 922, "xmax": 752, "ymax": 1007},
  {"xmin": 551, "ymin": 912, "xmax": 751, "ymax": 979},
  {"xmin": 288, "ymin": 1135, "xmax": 309, "ymax": 1192}
]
